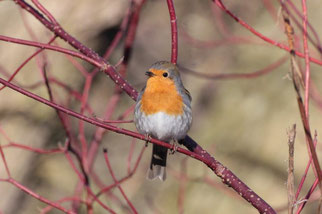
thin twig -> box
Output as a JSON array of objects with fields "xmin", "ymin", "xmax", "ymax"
[
  {"xmin": 212, "ymin": 0, "xmax": 322, "ymax": 66},
  {"xmin": 295, "ymin": 132, "xmax": 318, "ymax": 200},
  {"xmin": 287, "ymin": 124, "xmax": 296, "ymax": 214},
  {"xmin": 301, "ymin": 0, "xmax": 311, "ymax": 119},
  {"xmin": 7, "ymin": 178, "xmax": 75, "ymax": 214},
  {"xmin": 281, "ymin": 5, "xmax": 322, "ymax": 212},
  {"xmin": 179, "ymin": 55, "xmax": 288, "ymax": 80},
  {"xmin": 103, "ymin": 149, "xmax": 138, "ymax": 214}
]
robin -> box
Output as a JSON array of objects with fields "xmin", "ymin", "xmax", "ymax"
[{"xmin": 134, "ymin": 61, "xmax": 192, "ymax": 181}]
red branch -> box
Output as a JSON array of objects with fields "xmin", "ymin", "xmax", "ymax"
[
  {"xmin": 295, "ymin": 137, "xmax": 317, "ymax": 200},
  {"xmin": 0, "ymin": 1, "xmax": 285, "ymax": 213},
  {"xmin": 13, "ymin": 0, "xmax": 138, "ymax": 100},
  {"xmin": 0, "ymin": 35, "xmax": 100, "ymax": 67},
  {"xmin": 0, "ymin": 144, "xmax": 10, "ymax": 177},
  {"xmin": 5, "ymin": 178, "xmax": 75, "ymax": 213},
  {"xmin": 103, "ymin": 149, "xmax": 138, "ymax": 214},
  {"xmin": 166, "ymin": 0, "xmax": 178, "ymax": 64},
  {"xmin": 95, "ymin": 145, "xmax": 146, "ymax": 198},
  {"xmin": 0, "ymin": 78, "xmax": 275, "ymax": 213},
  {"xmin": 296, "ymin": 177, "xmax": 319, "ymax": 213},
  {"xmin": 212, "ymin": 0, "xmax": 322, "ymax": 66},
  {"xmin": 0, "ymin": 36, "xmax": 56, "ymax": 91},
  {"xmin": 180, "ymin": 56, "xmax": 288, "ymax": 80}
]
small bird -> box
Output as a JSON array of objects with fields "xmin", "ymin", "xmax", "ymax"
[{"xmin": 134, "ymin": 61, "xmax": 192, "ymax": 181}]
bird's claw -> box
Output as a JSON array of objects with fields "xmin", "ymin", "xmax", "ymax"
[
  {"xmin": 145, "ymin": 134, "xmax": 151, "ymax": 147},
  {"xmin": 170, "ymin": 144, "xmax": 178, "ymax": 154}
]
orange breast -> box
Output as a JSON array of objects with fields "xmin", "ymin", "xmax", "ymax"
[{"xmin": 140, "ymin": 76, "xmax": 183, "ymax": 115}]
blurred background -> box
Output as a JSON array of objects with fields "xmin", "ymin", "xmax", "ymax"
[{"xmin": 1, "ymin": 0, "xmax": 322, "ymax": 213}]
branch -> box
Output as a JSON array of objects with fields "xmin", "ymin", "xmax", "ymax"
[
  {"xmin": 5, "ymin": 178, "xmax": 75, "ymax": 214},
  {"xmin": 166, "ymin": 0, "xmax": 178, "ymax": 64},
  {"xmin": 295, "ymin": 133, "xmax": 318, "ymax": 200},
  {"xmin": 14, "ymin": 0, "xmax": 138, "ymax": 100},
  {"xmin": 179, "ymin": 56, "xmax": 288, "ymax": 80},
  {"xmin": 0, "ymin": 77, "xmax": 275, "ymax": 213},
  {"xmin": 103, "ymin": 149, "xmax": 138, "ymax": 214},
  {"xmin": 281, "ymin": 6, "xmax": 322, "ymax": 209},
  {"xmin": 8, "ymin": 1, "xmax": 277, "ymax": 212},
  {"xmin": 0, "ymin": 35, "xmax": 100, "ymax": 67},
  {"xmin": 212, "ymin": 0, "xmax": 322, "ymax": 66},
  {"xmin": 179, "ymin": 136, "xmax": 275, "ymax": 213},
  {"xmin": 301, "ymin": 0, "xmax": 311, "ymax": 119},
  {"xmin": 287, "ymin": 125, "xmax": 296, "ymax": 214},
  {"xmin": 0, "ymin": 36, "xmax": 56, "ymax": 91}
]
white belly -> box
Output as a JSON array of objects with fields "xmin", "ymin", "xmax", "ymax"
[{"xmin": 135, "ymin": 111, "xmax": 191, "ymax": 141}]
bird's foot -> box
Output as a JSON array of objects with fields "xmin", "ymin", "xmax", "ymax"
[
  {"xmin": 145, "ymin": 134, "xmax": 151, "ymax": 147},
  {"xmin": 170, "ymin": 141, "xmax": 179, "ymax": 154}
]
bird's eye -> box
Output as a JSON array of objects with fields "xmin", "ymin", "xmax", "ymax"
[{"xmin": 163, "ymin": 72, "xmax": 168, "ymax": 77}]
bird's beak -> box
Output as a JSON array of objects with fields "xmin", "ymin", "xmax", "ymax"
[{"xmin": 145, "ymin": 71, "xmax": 155, "ymax": 77}]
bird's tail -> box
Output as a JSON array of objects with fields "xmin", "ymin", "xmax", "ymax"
[{"xmin": 147, "ymin": 143, "xmax": 168, "ymax": 181}]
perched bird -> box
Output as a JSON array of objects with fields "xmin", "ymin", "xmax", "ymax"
[{"xmin": 134, "ymin": 61, "xmax": 192, "ymax": 181}]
